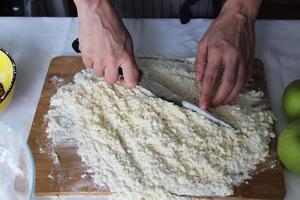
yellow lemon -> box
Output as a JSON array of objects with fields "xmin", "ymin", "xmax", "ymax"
[{"xmin": 0, "ymin": 48, "xmax": 16, "ymax": 113}]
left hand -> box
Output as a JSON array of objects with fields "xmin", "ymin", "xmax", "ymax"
[
  {"xmin": 195, "ymin": 2, "xmax": 258, "ymax": 110},
  {"xmin": 74, "ymin": 0, "xmax": 139, "ymax": 89}
]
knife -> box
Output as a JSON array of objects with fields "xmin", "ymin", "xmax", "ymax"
[
  {"xmin": 139, "ymin": 78, "xmax": 235, "ymax": 129},
  {"xmin": 72, "ymin": 39, "xmax": 235, "ymax": 129}
]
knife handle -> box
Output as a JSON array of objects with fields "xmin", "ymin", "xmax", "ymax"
[{"xmin": 72, "ymin": 38, "xmax": 81, "ymax": 53}]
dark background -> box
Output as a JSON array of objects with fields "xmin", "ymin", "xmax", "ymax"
[{"xmin": 0, "ymin": 0, "xmax": 299, "ymax": 19}]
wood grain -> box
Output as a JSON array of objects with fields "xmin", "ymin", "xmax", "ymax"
[{"xmin": 28, "ymin": 56, "xmax": 285, "ymax": 199}]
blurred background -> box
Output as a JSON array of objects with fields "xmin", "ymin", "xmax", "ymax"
[
  {"xmin": 0, "ymin": 0, "xmax": 299, "ymax": 19},
  {"xmin": 0, "ymin": 0, "xmax": 75, "ymax": 17}
]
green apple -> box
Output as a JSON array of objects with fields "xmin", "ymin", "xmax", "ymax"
[
  {"xmin": 282, "ymin": 79, "xmax": 300, "ymax": 121},
  {"xmin": 277, "ymin": 119, "xmax": 300, "ymax": 174}
]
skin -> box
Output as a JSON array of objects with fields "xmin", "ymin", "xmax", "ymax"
[
  {"xmin": 74, "ymin": 0, "xmax": 262, "ymax": 109},
  {"xmin": 195, "ymin": 0, "xmax": 262, "ymax": 110},
  {"xmin": 73, "ymin": 0, "xmax": 138, "ymax": 88}
]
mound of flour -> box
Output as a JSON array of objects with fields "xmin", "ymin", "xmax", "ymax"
[{"xmin": 46, "ymin": 58, "xmax": 275, "ymax": 200}]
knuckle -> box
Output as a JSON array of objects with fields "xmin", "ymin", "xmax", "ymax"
[
  {"xmin": 204, "ymin": 74, "xmax": 214, "ymax": 85},
  {"xmin": 218, "ymin": 40, "xmax": 238, "ymax": 54},
  {"xmin": 212, "ymin": 98, "xmax": 222, "ymax": 105},
  {"xmin": 126, "ymin": 80, "xmax": 138, "ymax": 88},
  {"xmin": 200, "ymin": 91, "xmax": 209, "ymax": 100},
  {"xmin": 227, "ymin": 48, "xmax": 239, "ymax": 59},
  {"xmin": 223, "ymin": 79, "xmax": 235, "ymax": 89},
  {"xmin": 195, "ymin": 57, "xmax": 205, "ymax": 68},
  {"xmin": 122, "ymin": 52, "xmax": 135, "ymax": 63},
  {"xmin": 194, "ymin": 67, "xmax": 202, "ymax": 74},
  {"xmin": 106, "ymin": 54, "xmax": 117, "ymax": 64},
  {"xmin": 94, "ymin": 59, "xmax": 104, "ymax": 67},
  {"xmin": 221, "ymin": 40, "xmax": 235, "ymax": 49},
  {"xmin": 105, "ymin": 55, "xmax": 113, "ymax": 63},
  {"xmin": 94, "ymin": 70, "xmax": 103, "ymax": 77},
  {"xmin": 230, "ymin": 92, "xmax": 240, "ymax": 101},
  {"xmin": 81, "ymin": 53, "xmax": 93, "ymax": 62},
  {"xmin": 209, "ymin": 46, "xmax": 222, "ymax": 56},
  {"xmin": 196, "ymin": 57, "xmax": 205, "ymax": 64},
  {"xmin": 220, "ymin": 39, "xmax": 229, "ymax": 47},
  {"xmin": 81, "ymin": 57, "xmax": 93, "ymax": 68},
  {"xmin": 94, "ymin": 64, "xmax": 104, "ymax": 72},
  {"xmin": 129, "ymin": 61, "xmax": 138, "ymax": 70},
  {"xmin": 80, "ymin": 47, "xmax": 94, "ymax": 58},
  {"xmin": 106, "ymin": 77, "xmax": 116, "ymax": 85},
  {"xmin": 229, "ymin": 47, "xmax": 238, "ymax": 55},
  {"xmin": 194, "ymin": 61, "xmax": 204, "ymax": 70},
  {"xmin": 225, "ymin": 97, "xmax": 235, "ymax": 104},
  {"xmin": 198, "ymin": 50, "xmax": 208, "ymax": 61},
  {"xmin": 238, "ymin": 69, "xmax": 247, "ymax": 80},
  {"xmin": 197, "ymin": 40, "xmax": 206, "ymax": 49},
  {"xmin": 82, "ymin": 57, "xmax": 91, "ymax": 64}
]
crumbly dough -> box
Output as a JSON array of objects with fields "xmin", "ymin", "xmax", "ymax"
[{"xmin": 46, "ymin": 57, "xmax": 275, "ymax": 200}]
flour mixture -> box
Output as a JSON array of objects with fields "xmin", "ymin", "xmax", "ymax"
[{"xmin": 46, "ymin": 57, "xmax": 275, "ymax": 200}]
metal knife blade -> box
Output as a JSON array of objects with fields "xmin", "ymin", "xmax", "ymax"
[
  {"xmin": 139, "ymin": 78, "xmax": 183, "ymax": 105},
  {"xmin": 181, "ymin": 100, "xmax": 234, "ymax": 129},
  {"xmin": 139, "ymin": 78, "xmax": 235, "ymax": 129}
]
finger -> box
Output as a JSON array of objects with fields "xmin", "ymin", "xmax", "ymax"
[
  {"xmin": 223, "ymin": 63, "xmax": 247, "ymax": 104},
  {"xmin": 104, "ymin": 66, "xmax": 119, "ymax": 85},
  {"xmin": 93, "ymin": 60, "xmax": 105, "ymax": 77},
  {"xmin": 211, "ymin": 53, "xmax": 239, "ymax": 106},
  {"xmin": 81, "ymin": 55, "xmax": 93, "ymax": 68},
  {"xmin": 195, "ymin": 40, "xmax": 208, "ymax": 82},
  {"xmin": 199, "ymin": 48, "xmax": 222, "ymax": 110},
  {"xmin": 119, "ymin": 60, "xmax": 139, "ymax": 89}
]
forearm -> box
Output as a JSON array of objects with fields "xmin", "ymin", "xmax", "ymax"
[
  {"xmin": 74, "ymin": 0, "xmax": 119, "ymax": 25},
  {"xmin": 72, "ymin": 0, "xmax": 138, "ymax": 88},
  {"xmin": 73, "ymin": 0, "xmax": 126, "ymax": 44},
  {"xmin": 73, "ymin": 0, "xmax": 112, "ymax": 11},
  {"xmin": 221, "ymin": 0, "xmax": 262, "ymax": 20}
]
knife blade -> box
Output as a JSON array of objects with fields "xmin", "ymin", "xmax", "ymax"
[
  {"xmin": 139, "ymin": 78, "xmax": 235, "ymax": 129},
  {"xmin": 71, "ymin": 40, "xmax": 235, "ymax": 129}
]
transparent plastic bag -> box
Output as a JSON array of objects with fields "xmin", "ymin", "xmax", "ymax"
[{"xmin": 0, "ymin": 122, "xmax": 35, "ymax": 200}]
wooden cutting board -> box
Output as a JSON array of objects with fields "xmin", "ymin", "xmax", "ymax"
[{"xmin": 28, "ymin": 56, "xmax": 286, "ymax": 199}]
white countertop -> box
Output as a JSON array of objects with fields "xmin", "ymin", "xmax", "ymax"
[{"xmin": 0, "ymin": 17, "xmax": 299, "ymax": 200}]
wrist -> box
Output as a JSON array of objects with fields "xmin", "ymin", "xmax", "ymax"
[
  {"xmin": 221, "ymin": 0, "xmax": 262, "ymax": 20},
  {"xmin": 74, "ymin": 0, "xmax": 128, "ymax": 42},
  {"xmin": 74, "ymin": 0, "xmax": 115, "ymax": 23},
  {"xmin": 73, "ymin": 0, "xmax": 111, "ymax": 12}
]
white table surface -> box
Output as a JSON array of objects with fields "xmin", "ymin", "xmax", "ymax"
[{"xmin": 0, "ymin": 17, "xmax": 299, "ymax": 200}]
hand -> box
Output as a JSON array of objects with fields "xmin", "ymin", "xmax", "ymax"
[
  {"xmin": 74, "ymin": 0, "xmax": 139, "ymax": 88},
  {"xmin": 195, "ymin": 0, "xmax": 262, "ymax": 110}
]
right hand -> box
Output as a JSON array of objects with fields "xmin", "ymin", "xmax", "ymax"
[
  {"xmin": 194, "ymin": 0, "xmax": 262, "ymax": 110},
  {"xmin": 74, "ymin": 0, "xmax": 139, "ymax": 88}
]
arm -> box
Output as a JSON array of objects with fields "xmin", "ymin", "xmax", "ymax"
[
  {"xmin": 195, "ymin": 0, "xmax": 262, "ymax": 110},
  {"xmin": 73, "ymin": 0, "xmax": 139, "ymax": 88}
]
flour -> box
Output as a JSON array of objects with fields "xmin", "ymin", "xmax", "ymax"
[
  {"xmin": 46, "ymin": 57, "xmax": 275, "ymax": 200},
  {"xmin": 50, "ymin": 76, "xmax": 65, "ymax": 89}
]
